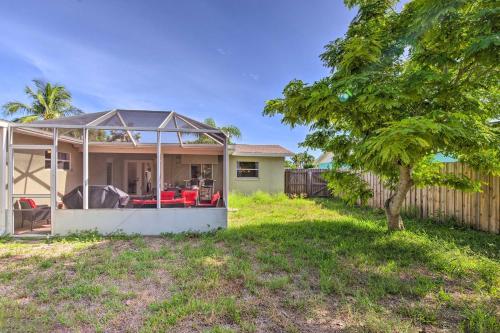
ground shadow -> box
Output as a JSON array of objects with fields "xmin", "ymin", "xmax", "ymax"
[{"xmin": 310, "ymin": 197, "xmax": 500, "ymax": 261}]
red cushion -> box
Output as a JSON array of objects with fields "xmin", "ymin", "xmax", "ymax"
[
  {"xmin": 160, "ymin": 191, "xmax": 175, "ymax": 200},
  {"xmin": 182, "ymin": 190, "xmax": 198, "ymax": 203},
  {"xmin": 210, "ymin": 192, "xmax": 220, "ymax": 206},
  {"xmin": 20, "ymin": 198, "xmax": 37, "ymax": 208},
  {"xmin": 160, "ymin": 198, "xmax": 185, "ymax": 205},
  {"xmin": 132, "ymin": 199, "xmax": 157, "ymax": 205}
]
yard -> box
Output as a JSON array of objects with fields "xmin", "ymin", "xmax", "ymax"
[{"xmin": 0, "ymin": 193, "xmax": 498, "ymax": 332}]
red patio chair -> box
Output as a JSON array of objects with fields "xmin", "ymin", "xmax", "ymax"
[
  {"xmin": 181, "ymin": 189, "xmax": 198, "ymax": 206},
  {"xmin": 15, "ymin": 198, "xmax": 51, "ymax": 230},
  {"xmin": 160, "ymin": 191, "xmax": 175, "ymax": 200},
  {"xmin": 197, "ymin": 192, "xmax": 220, "ymax": 207}
]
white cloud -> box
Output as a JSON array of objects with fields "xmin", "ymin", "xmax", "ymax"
[
  {"xmin": 216, "ymin": 48, "xmax": 227, "ymax": 55},
  {"xmin": 248, "ymin": 73, "xmax": 259, "ymax": 81}
]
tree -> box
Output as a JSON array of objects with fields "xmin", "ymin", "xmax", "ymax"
[
  {"xmin": 3, "ymin": 79, "xmax": 82, "ymax": 122},
  {"xmin": 264, "ymin": 0, "xmax": 499, "ymax": 230},
  {"xmin": 194, "ymin": 118, "xmax": 242, "ymax": 144},
  {"xmin": 105, "ymin": 130, "xmax": 141, "ymax": 142},
  {"xmin": 287, "ymin": 151, "xmax": 316, "ymax": 169}
]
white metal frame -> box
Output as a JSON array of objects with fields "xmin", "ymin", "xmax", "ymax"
[
  {"xmin": 0, "ymin": 126, "xmax": 7, "ymax": 233},
  {"xmin": 6, "ymin": 110, "xmax": 229, "ymax": 235},
  {"xmin": 7, "ymin": 129, "xmax": 58, "ymax": 235}
]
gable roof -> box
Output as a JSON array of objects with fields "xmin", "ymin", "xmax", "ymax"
[
  {"xmin": 316, "ymin": 152, "xmax": 333, "ymax": 164},
  {"xmin": 230, "ymin": 144, "xmax": 293, "ymax": 157}
]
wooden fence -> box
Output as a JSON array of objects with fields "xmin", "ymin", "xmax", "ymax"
[
  {"xmin": 285, "ymin": 165, "xmax": 499, "ymax": 234},
  {"xmin": 361, "ymin": 163, "xmax": 499, "ymax": 234},
  {"xmin": 284, "ymin": 169, "xmax": 330, "ymax": 197}
]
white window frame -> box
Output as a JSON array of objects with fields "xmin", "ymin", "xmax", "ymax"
[
  {"xmin": 45, "ymin": 150, "xmax": 71, "ymax": 170},
  {"xmin": 190, "ymin": 163, "xmax": 213, "ymax": 179},
  {"xmin": 236, "ymin": 161, "xmax": 259, "ymax": 179}
]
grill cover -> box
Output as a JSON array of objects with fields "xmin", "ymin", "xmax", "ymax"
[{"xmin": 62, "ymin": 185, "xmax": 130, "ymax": 209}]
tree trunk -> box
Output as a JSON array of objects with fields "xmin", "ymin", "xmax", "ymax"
[{"xmin": 384, "ymin": 165, "xmax": 413, "ymax": 231}]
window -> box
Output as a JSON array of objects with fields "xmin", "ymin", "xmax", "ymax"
[
  {"xmin": 237, "ymin": 161, "xmax": 259, "ymax": 178},
  {"xmin": 45, "ymin": 151, "xmax": 71, "ymax": 170},
  {"xmin": 190, "ymin": 164, "xmax": 213, "ymax": 179}
]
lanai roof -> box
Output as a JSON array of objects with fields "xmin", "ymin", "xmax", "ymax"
[{"xmin": 11, "ymin": 109, "xmax": 226, "ymax": 146}]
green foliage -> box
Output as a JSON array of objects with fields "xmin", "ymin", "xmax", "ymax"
[
  {"xmin": 264, "ymin": 0, "xmax": 500, "ymax": 227},
  {"xmin": 412, "ymin": 156, "xmax": 482, "ymax": 191},
  {"xmin": 287, "ymin": 151, "xmax": 316, "ymax": 169},
  {"xmin": 3, "ymin": 79, "xmax": 82, "ymax": 122},
  {"xmin": 190, "ymin": 117, "xmax": 241, "ymax": 144},
  {"xmin": 459, "ymin": 307, "xmax": 500, "ymax": 333},
  {"xmin": 323, "ymin": 170, "xmax": 373, "ymax": 205}
]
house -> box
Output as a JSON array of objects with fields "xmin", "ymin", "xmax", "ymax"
[
  {"xmin": 316, "ymin": 152, "xmax": 334, "ymax": 169},
  {"xmin": 316, "ymin": 151, "xmax": 460, "ymax": 168},
  {"xmin": 0, "ymin": 110, "xmax": 292, "ymax": 236}
]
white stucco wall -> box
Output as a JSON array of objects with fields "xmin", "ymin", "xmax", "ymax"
[{"xmin": 53, "ymin": 208, "xmax": 227, "ymax": 235}]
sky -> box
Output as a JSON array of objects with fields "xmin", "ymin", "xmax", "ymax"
[{"xmin": 0, "ymin": 0, "xmax": 355, "ymax": 155}]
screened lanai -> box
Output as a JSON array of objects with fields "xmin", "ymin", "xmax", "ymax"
[{"xmin": 4, "ymin": 109, "xmax": 229, "ymax": 236}]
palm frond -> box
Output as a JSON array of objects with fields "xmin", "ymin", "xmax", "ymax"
[
  {"xmin": 2, "ymin": 101, "xmax": 33, "ymax": 116},
  {"xmin": 15, "ymin": 115, "xmax": 40, "ymax": 123},
  {"xmin": 221, "ymin": 125, "xmax": 242, "ymax": 139}
]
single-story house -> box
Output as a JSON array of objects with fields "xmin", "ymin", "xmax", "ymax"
[
  {"xmin": 0, "ymin": 109, "xmax": 292, "ymax": 236},
  {"xmin": 315, "ymin": 152, "xmax": 460, "ymax": 169}
]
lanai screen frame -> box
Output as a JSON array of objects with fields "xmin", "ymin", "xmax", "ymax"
[{"xmin": 7, "ymin": 110, "xmax": 229, "ymax": 235}]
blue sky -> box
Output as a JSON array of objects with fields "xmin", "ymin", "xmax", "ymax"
[{"xmin": 0, "ymin": 0, "xmax": 355, "ymax": 155}]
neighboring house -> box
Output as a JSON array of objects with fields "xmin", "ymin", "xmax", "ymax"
[
  {"xmin": 316, "ymin": 152, "xmax": 334, "ymax": 169},
  {"xmin": 0, "ymin": 110, "xmax": 292, "ymax": 236},
  {"xmin": 316, "ymin": 152, "xmax": 459, "ymax": 168},
  {"xmin": 315, "ymin": 120, "xmax": 500, "ymax": 169}
]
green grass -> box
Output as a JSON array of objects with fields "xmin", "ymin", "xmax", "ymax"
[{"xmin": 0, "ymin": 192, "xmax": 498, "ymax": 332}]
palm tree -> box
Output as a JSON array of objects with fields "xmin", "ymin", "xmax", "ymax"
[
  {"xmin": 201, "ymin": 117, "xmax": 241, "ymax": 144},
  {"xmin": 3, "ymin": 79, "xmax": 82, "ymax": 122}
]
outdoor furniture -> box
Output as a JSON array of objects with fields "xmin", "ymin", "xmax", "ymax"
[
  {"xmin": 63, "ymin": 185, "xmax": 130, "ymax": 209},
  {"xmin": 181, "ymin": 189, "xmax": 199, "ymax": 206},
  {"xmin": 165, "ymin": 187, "xmax": 181, "ymax": 198},
  {"xmin": 14, "ymin": 198, "xmax": 51, "ymax": 230},
  {"xmin": 200, "ymin": 179, "xmax": 215, "ymax": 201},
  {"xmin": 131, "ymin": 191, "xmax": 187, "ymax": 208},
  {"xmin": 197, "ymin": 192, "xmax": 221, "ymax": 207}
]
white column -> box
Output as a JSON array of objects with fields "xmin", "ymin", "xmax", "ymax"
[
  {"xmin": 223, "ymin": 136, "xmax": 229, "ymax": 208},
  {"xmin": 83, "ymin": 128, "xmax": 89, "ymax": 209},
  {"xmin": 7, "ymin": 127, "xmax": 13, "ymax": 234},
  {"xmin": 0, "ymin": 126, "xmax": 7, "ymax": 234},
  {"xmin": 156, "ymin": 131, "xmax": 161, "ymax": 209},
  {"xmin": 50, "ymin": 128, "xmax": 58, "ymax": 235}
]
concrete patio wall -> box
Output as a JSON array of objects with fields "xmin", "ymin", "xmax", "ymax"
[{"xmin": 53, "ymin": 208, "xmax": 227, "ymax": 235}]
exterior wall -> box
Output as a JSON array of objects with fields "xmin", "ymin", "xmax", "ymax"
[
  {"xmin": 12, "ymin": 132, "xmax": 82, "ymax": 204},
  {"xmin": 53, "ymin": 208, "xmax": 227, "ymax": 235},
  {"xmin": 89, "ymin": 153, "xmax": 157, "ymax": 192},
  {"xmin": 163, "ymin": 154, "xmax": 223, "ymax": 192},
  {"xmin": 229, "ymin": 156, "xmax": 285, "ymax": 194},
  {"xmin": 89, "ymin": 153, "xmax": 223, "ymax": 193}
]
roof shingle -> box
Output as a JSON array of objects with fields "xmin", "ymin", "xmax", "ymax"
[{"xmin": 230, "ymin": 144, "xmax": 293, "ymax": 156}]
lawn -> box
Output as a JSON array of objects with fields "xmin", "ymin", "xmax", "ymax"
[{"xmin": 0, "ymin": 193, "xmax": 498, "ymax": 332}]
